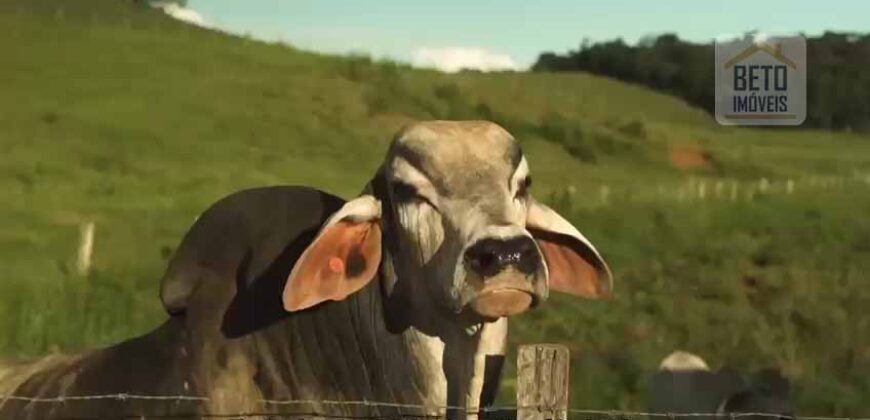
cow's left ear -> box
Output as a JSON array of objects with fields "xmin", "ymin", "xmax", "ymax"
[
  {"xmin": 283, "ymin": 195, "xmax": 383, "ymax": 311},
  {"xmin": 526, "ymin": 199, "xmax": 613, "ymax": 299}
]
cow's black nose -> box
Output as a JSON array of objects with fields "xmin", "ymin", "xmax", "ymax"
[{"xmin": 465, "ymin": 236, "xmax": 539, "ymax": 278}]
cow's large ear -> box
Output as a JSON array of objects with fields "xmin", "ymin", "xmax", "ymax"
[
  {"xmin": 526, "ymin": 199, "xmax": 613, "ymax": 299},
  {"xmin": 283, "ymin": 195, "xmax": 383, "ymax": 311}
]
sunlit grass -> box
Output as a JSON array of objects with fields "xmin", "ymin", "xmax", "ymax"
[{"xmin": 0, "ymin": 0, "xmax": 869, "ymax": 415}]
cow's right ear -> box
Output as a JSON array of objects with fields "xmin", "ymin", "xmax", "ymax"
[{"xmin": 282, "ymin": 195, "xmax": 383, "ymax": 312}]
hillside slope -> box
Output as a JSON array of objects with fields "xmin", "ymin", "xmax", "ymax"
[{"xmin": 1, "ymin": 0, "xmax": 869, "ymax": 415}]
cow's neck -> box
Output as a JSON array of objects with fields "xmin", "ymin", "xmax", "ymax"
[
  {"xmin": 185, "ymin": 232, "xmax": 508, "ymax": 418},
  {"xmin": 379, "ymin": 250, "xmax": 509, "ymax": 419},
  {"xmin": 439, "ymin": 318, "xmax": 508, "ymax": 419},
  {"xmin": 175, "ymin": 265, "xmax": 436, "ymax": 416},
  {"xmin": 201, "ymin": 272, "xmax": 447, "ymax": 416}
]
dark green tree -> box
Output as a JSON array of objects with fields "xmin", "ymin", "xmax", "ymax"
[{"xmin": 533, "ymin": 32, "xmax": 870, "ymax": 132}]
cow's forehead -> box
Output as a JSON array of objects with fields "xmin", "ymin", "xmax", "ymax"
[{"xmin": 387, "ymin": 121, "xmax": 523, "ymax": 193}]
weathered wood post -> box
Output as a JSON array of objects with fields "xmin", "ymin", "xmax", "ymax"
[
  {"xmin": 599, "ymin": 185, "xmax": 610, "ymax": 206},
  {"xmin": 758, "ymin": 177, "xmax": 770, "ymax": 194},
  {"xmin": 517, "ymin": 344, "xmax": 570, "ymax": 420},
  {"xmin": 76, "ymin": 220, "xmax": 95, "ymax": 277}
]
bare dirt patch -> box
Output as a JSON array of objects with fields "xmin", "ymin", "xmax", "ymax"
[{"xmin": 669, "ymin": 147, "xmax": 712, "ymax": 170}]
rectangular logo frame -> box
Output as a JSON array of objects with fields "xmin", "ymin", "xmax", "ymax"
[{"xmin": 715, "ymin": 34, "xmax": 806, "ymax": 126}]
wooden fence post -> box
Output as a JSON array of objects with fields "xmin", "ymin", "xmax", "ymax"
[
  {"xmin": 758, "ymin": 177, "xmax": 770, "ymax": 194},
  {"xmin": 76, "ymin": 221, "xmax": 95, "ymax": 276},
  {"xmin": 599, "ymin": 185, "xmax": 610, "ymax": 206},
  {"xmin": 517, "ymin": 344, "xmax": 570, "ymax": 420}
]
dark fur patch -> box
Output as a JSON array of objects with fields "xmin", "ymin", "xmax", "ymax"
[{"xmin": 345, "ymin": 248, "xmax": 368, "ymax": 278}]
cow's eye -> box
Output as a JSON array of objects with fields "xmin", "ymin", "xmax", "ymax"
[
  {"xmin": 391, "ymin": 181, "xmax": 429, "ymax": 205},
  {"xmin": 515, "ymin": 176, "xmax": 532, "ymax": 199}
]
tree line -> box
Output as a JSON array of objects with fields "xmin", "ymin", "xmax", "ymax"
[{"xmin": 533, "ymin": 32, "xmax": 870, "ymax": 132}]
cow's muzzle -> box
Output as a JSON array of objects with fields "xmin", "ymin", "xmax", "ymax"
[
  {"xmin": 464, "ymin": 236, "xmax": 542, "ymax": 318},
  {"xmin": 464, "ymin": 236, "xmax": 540, "ymax": 277}
]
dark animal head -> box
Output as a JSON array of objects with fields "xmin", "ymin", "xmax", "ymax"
[{"xmin": 719, "ymin": 369, "xmax": 795, "ymax": 420}]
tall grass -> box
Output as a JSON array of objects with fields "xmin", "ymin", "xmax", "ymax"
[{"xmin": 506, "ymin": 190, "xmax": 870, "ymax": 416}]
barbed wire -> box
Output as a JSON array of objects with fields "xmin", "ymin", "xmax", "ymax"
[{"xmin": 1, "ymin": 394, "xmax": 868, "ymax": 420}]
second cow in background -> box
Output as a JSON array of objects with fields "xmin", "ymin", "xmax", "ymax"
[{"xmin": 649, "ymin": 351, "xmax": 795, "ymax": 420}]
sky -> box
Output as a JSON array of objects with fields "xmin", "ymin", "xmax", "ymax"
[{"xmin": 174, "ymin": 0, "xmax": 868, "ymax": 72}]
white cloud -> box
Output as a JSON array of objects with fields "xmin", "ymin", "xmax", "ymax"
[
  {"xmin": 153, "ymin": 2, "xmax": 211, "ymax": 28},
  {"xmin": 411, "ymin": 47, "xmax": 520, "ymax": 73}
]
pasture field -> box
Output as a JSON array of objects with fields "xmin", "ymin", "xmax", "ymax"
[{"xmin": 1, "ymin": 0, "xmax": 869, "ymax": 415}]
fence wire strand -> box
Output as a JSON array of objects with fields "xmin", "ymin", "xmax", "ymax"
[{"xmin": 0, "ymin": 394, "xmax": 867, "ymax": 420}]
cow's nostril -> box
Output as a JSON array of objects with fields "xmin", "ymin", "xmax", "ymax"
[
  {"xmin": 465, "ymin": 236, "xmax": 540, "ymax": 278},
  {"xmin": 465, "ymin": 241, "xmax": 502, "ymax": 277},
  {"xmin": 516, "ymin": 239, "xmax": 540, "ymax": 275},
  {"xmin": 477, "ymin": 253, "xmax": 497, "ymax": 272}
]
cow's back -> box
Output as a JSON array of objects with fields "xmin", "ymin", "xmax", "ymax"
[{"xmin": 0, "ymin": 320, "xmax": 195, "ymax": 419}]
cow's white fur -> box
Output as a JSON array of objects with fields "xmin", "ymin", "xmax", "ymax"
[{"xmin": 323, "ymin": 194, "xmax": 382, "ymax": 225}]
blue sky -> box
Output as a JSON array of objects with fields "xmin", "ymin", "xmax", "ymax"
[{"xmin": 185, "ymin": 0, "xmax": 867, "ymax": 70}]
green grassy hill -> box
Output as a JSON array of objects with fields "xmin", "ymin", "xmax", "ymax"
[{"xmin": 1, "ymin": 0, "xmax": 869, "ymax": 415}]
